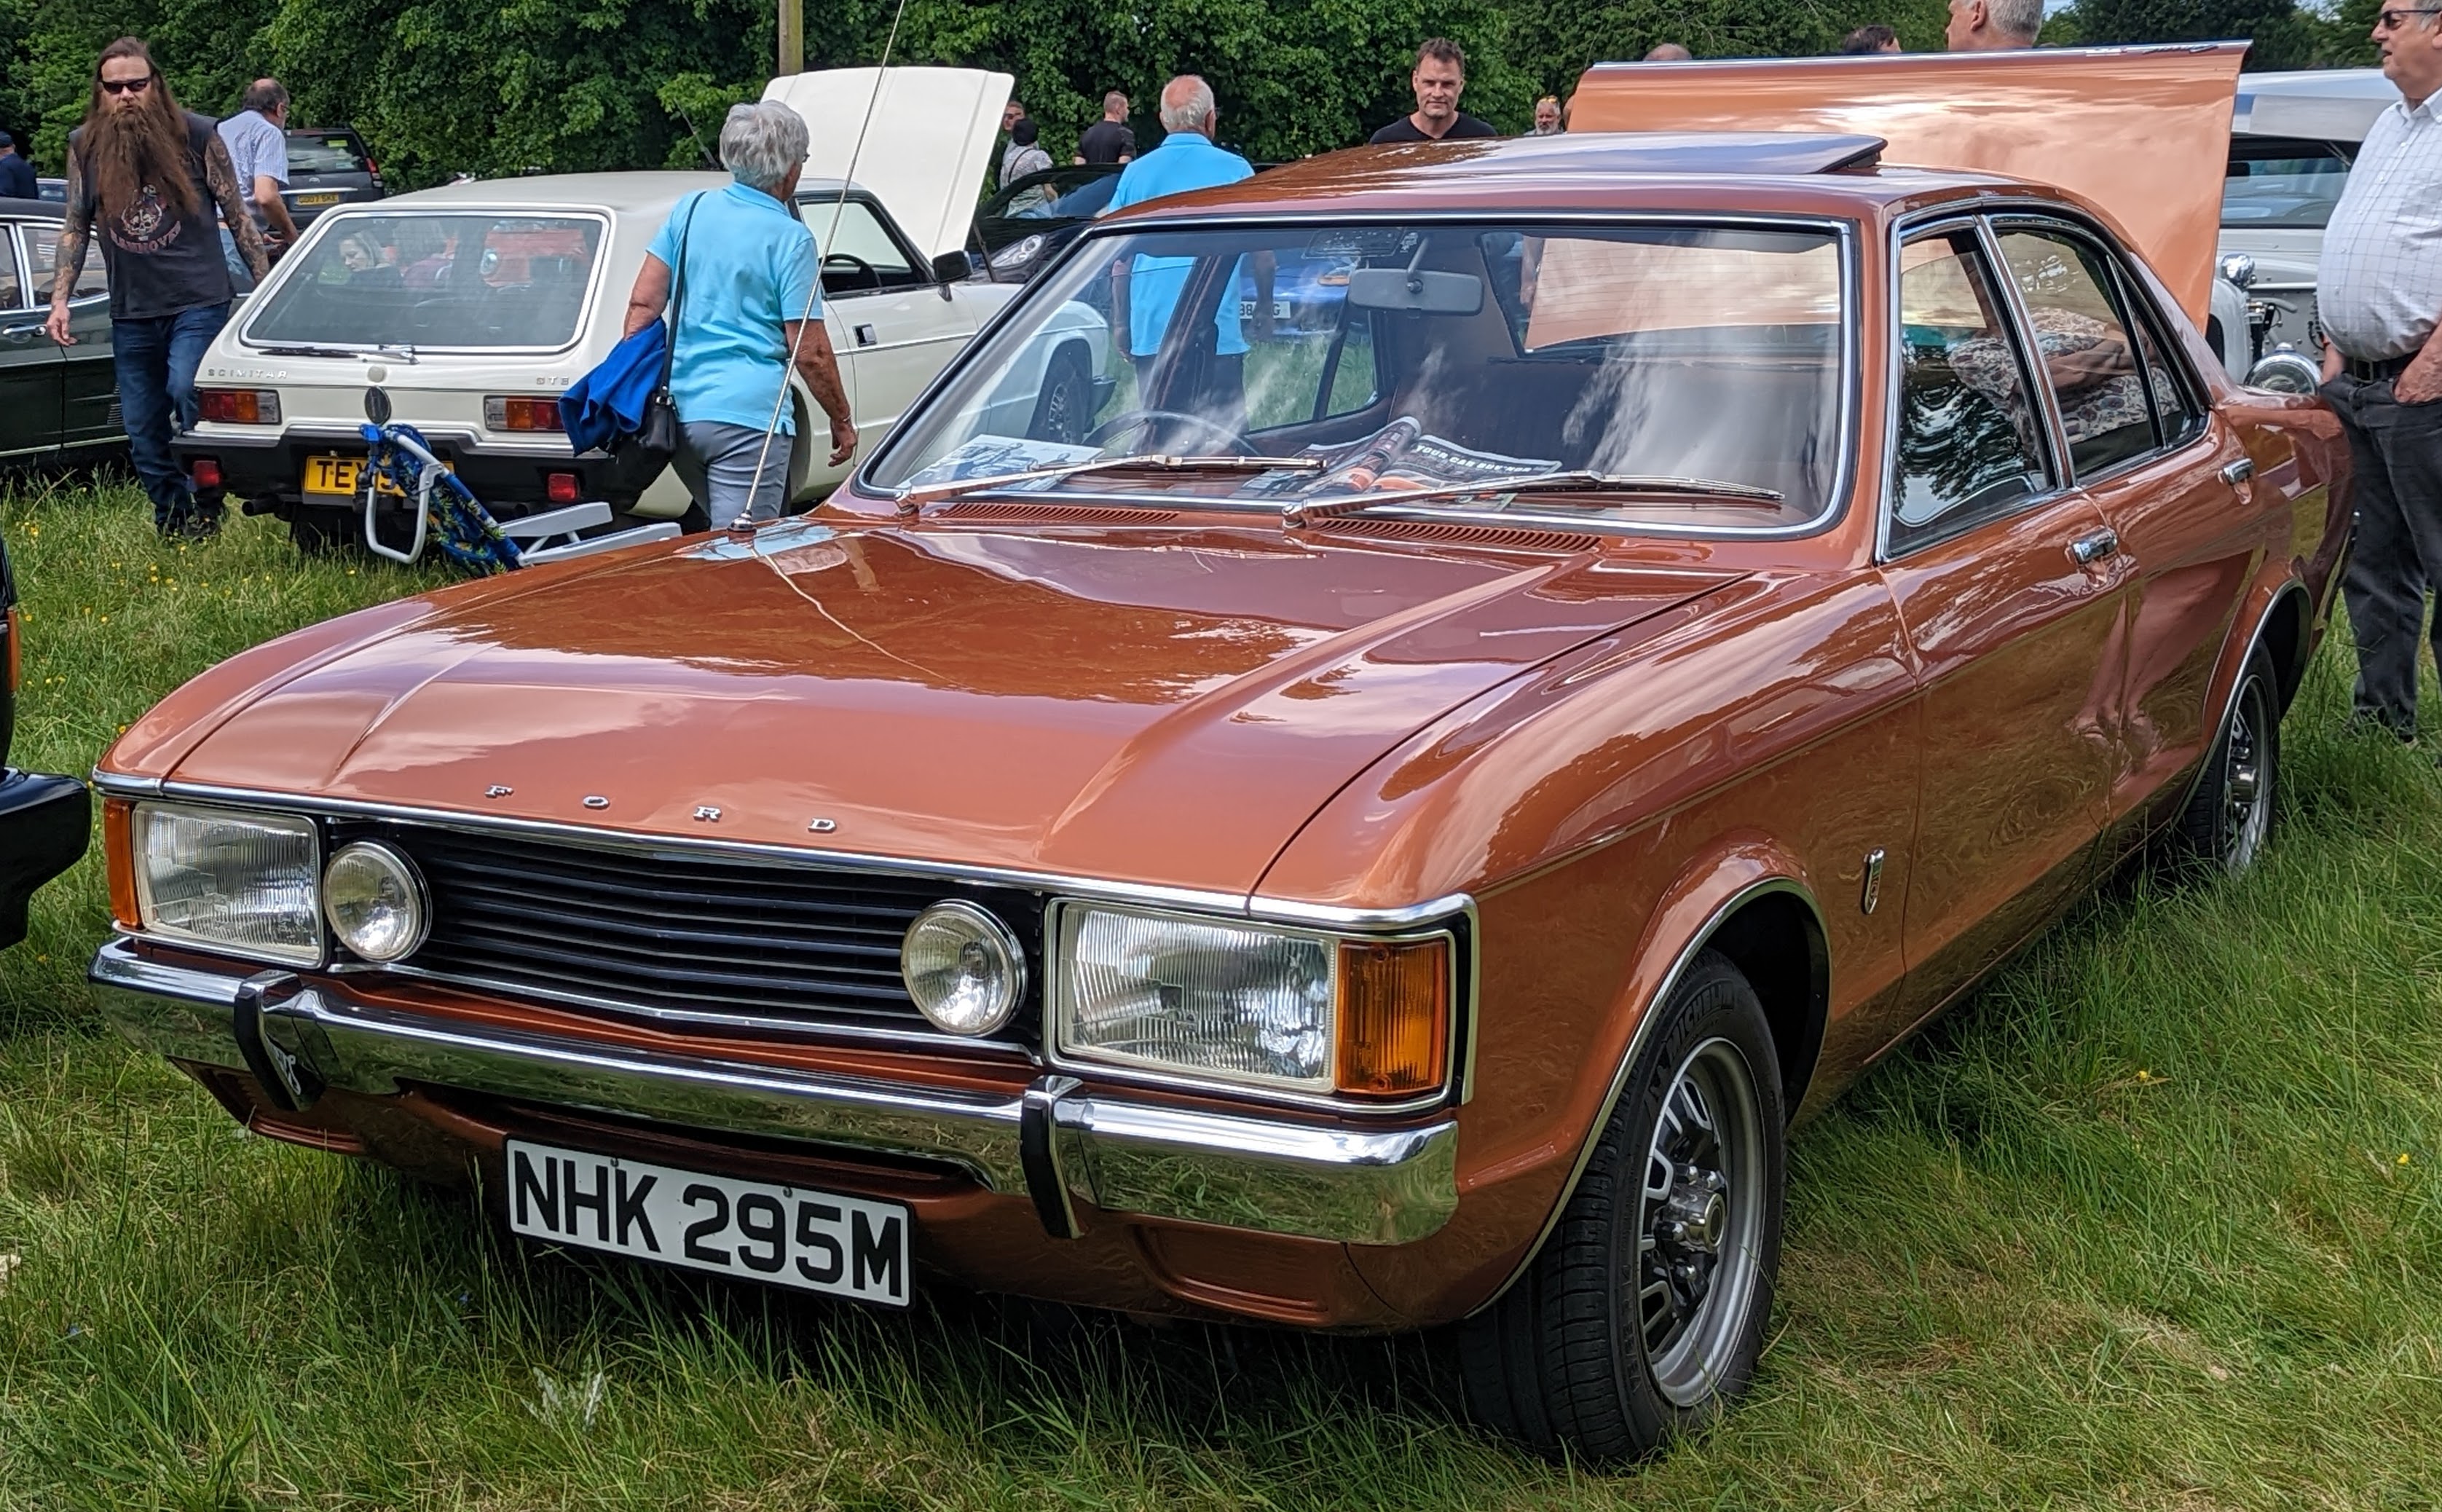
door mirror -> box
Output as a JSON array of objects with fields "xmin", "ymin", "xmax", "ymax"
[{"xmin": 931, "ymin": 250, "xmax": 972, "ymax": 285}]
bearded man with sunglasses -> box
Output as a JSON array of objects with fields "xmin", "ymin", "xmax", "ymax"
[
  {"xmin": 2317, "ymin": 3, "xmax": 2442, "ymax": 741},
  {"xmin": 44, "ymin": 37, "xmax": 267, "ymax": 538}
]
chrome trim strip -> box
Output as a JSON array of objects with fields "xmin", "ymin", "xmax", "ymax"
[
  {"xmin": 1468, "ymin": 875, "xmax": 1823, "ymax": 1314},
  {"xmin": 856, "ymin": 211, "xmax": 1863, "ymax": 545},
  {"xmin": 90, "ymin": 939, "xmax": 1457, "ymax": 1246},
  {"xmin": 85, "ymin": 776, "xmax": 1475, "ymax": 931}
]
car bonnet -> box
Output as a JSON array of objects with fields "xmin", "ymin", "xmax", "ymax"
[
  {"xmin": 1568, "ymin": 43, "xmax": 2248, "ymax": 326},
  {"xmin": 763, "ymin": 66, "xmax": 1013, "ymax": 260}
]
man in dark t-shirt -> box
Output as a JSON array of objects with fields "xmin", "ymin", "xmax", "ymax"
[
  {"xmin": 1369, "ymin": 38, "xmax": 1497, "ymax": 145},
  {"xmin": 46, "ymin": 38, "xmax": 265, "ymax": 536},
  {"xmin": 1076, "ymin": 92, "xmax": 1135, "ymax": 165},
  {"xmin": 0, "ymin": 133, "xmax": 36, "ymax": 199}
]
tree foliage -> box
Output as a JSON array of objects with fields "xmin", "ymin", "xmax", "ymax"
[{"xmin": 0, "ymin": 0, "xmax": 2391, "ymax": 186}]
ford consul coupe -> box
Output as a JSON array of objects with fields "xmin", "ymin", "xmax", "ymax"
[{"xmin": 92, "ymin": 117, "xmax": 2349, "ymax": 1460}]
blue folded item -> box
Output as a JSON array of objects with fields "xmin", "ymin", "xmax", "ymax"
[{"xmin": 557, "ymin": 320, "xmax": 668, "ymax": 454}]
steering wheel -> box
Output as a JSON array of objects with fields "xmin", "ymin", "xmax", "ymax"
[
  {"xmin": 1084, "ymin": 407, "xmax": 1256, "ymax": 457},
  {"xmin": 822, "ymin": 252, "xmax": 878, "ymax": 290}
]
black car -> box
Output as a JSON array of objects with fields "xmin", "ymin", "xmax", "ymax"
[
  {"xmin": 0, "ymin": 535, "xmax": 89, "ymax": 948},
  {"xmin": 1, "ymin": 200, "xmax": 119, "ymax": 462},
  {"xmin": 280, "ymin": 127, "xmax": 385, "ymax": 227},
  {"xmin": 971, "ymin": 164, "xmax": 1120, "ymax": 281}
]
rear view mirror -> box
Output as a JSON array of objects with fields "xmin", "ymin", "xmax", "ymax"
[{"xmin": 1347, "ymin": 268, "xmax": 1483, "ymax": 315}]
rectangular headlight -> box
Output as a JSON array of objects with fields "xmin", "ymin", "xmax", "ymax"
[
  {"xmin": 130, "ymin": 803, "xmax": 321, "ymax": 965},
  {"xmin": 1053, "ymin": 903, "xmax": 1452, "ymax": 1099}
]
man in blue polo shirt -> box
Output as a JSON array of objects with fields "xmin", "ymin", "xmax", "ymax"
[{"xmin": 1100, "ymin": 74, "xmax": 1272, "ymax": 436}]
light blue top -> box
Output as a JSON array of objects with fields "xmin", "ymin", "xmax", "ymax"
[
  {"xmin": 647, "ymin": 182, "xmax": 822, "ymax": 434},
  {"xmin": 1101, "ymin": 131, "xmax": 1253, "ymax": 358},
  {"xmin": 216, "ymin": 111, "xmax": 287, "ymax": 228}
]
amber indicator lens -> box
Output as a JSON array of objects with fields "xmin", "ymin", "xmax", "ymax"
[
  {"xmin": 1335, "ymin": 937, "xmax": 1451, "ymax": 1097},
  {"xmin": 103, "ymin": 798, "xmax": 138, "ymax": 931}
]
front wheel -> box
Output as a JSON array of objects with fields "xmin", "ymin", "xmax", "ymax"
[
  {"xmin": 1457, "ymin": 950, "xmax": 1785, "ymax": 1462},
  {"xmin": 2169, "ymin": 645, "xmax": 2278, "ymax": 877}
]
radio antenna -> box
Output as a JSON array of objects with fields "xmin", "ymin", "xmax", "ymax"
[{"xmin": 741, "ymin": 0, "xmax": 914, "ymax": 527}]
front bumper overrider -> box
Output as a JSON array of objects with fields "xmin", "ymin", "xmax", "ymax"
[{"xmin": 90, "ymin": 939, "xmax": 1457, "ymax": 1248}]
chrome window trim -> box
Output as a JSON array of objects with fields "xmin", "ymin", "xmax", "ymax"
[
  {"xmin": 89, "ymin": 773, "xmax": 1474, "ymax": 930},
  {"xmin": 1041, "ymin": 897, "xmax": 1470, "ymax": 1117},
  {"xmin": 1469, "ymin": 874, "xmax": 1825, "ymax": 1315},
  {"xmin": 1875, "ymin": 209, "xmax": 2071, "ymax": 564},
  {"xmin": 235, "ymin": 204, "xmax": 615, "ymax": 358},
  {"xmin": 858, "ymin": 210, "xmax": 1863, "ymax": 544},
  {"xmin": 0, "ymin": 224, "xmax": 23, "ymax": 312}
]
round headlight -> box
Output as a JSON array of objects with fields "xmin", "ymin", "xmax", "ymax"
[
  {"xmin": 2246, "ymin": 347, "xmax": 2323, "ymax": 395},
  {"xmin": 323, "ymin": 841, "xmax": 428, "ymax": 963},
  {"xmin": 901, "ymin": 900, "xmax": 1024, "ymax": 1036}
]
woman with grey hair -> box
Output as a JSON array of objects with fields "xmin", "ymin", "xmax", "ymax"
[{"xmin": 621, "ymin": 101, "xmax": 855, "ymax": 527}]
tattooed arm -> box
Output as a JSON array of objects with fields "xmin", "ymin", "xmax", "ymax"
[
  {"xmin": 44, "ymin": 150, "xmax": 93, "ymax": 346},
  {"xmin": 205, "ymin": 135, "xmax": 268, "ymax": 280}
]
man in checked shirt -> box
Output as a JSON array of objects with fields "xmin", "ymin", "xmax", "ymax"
[{"xmin": 2320, "ymin": 1, "xmax": 2442, "ymax": 742}]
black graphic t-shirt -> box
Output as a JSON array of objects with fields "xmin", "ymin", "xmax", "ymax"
[{"xmin": 68, "ymin": 111, "xmax": 233, "ymax": 320}]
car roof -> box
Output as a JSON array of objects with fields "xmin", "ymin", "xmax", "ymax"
[
  {"xmin": 1096, "ymin": 133, "xmax": 2028, "ymax": 224},
  {"xmin": 368, "ymin": 170, "xmax": 864, "ymax": 216},
  {"xmin": 0, "ymin": 198, "xmax": 65, "ymax": 221}
]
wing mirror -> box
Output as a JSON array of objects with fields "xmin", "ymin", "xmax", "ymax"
[{"xmin": 931, "ymin": 250, "xmax": 974, "ymax": 285}]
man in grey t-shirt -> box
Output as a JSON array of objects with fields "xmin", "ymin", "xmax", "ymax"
[{"xmin": 216, "ymin": 79, "xmax": 298, "ymax": 292}]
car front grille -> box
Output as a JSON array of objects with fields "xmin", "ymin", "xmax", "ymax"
[{"xmin": 366, "ymin": 824, "xmax": 1041, "ymax": 1037}]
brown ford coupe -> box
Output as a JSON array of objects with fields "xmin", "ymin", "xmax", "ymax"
[{"xmin": 92, "ymin": 88, "xmax": 2350, "ymax": 1460}]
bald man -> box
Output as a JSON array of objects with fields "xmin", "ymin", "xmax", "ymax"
[{"xmin": 1645, "ymin": 42, "xmax": 1694, "ymax": 60}]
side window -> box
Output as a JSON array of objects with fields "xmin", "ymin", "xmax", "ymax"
[
  {"xmin": 25, "ymin": 223, "xmax": 106, "ymax": 301},
  {"xmin": 0, "ymin": 228, "xmax": 22, "ymax": 310},
  {"xmin": 808, "ymin": 200, "xmax": 921, "ymax": 294},
  {"xmin": 1991, "ymin": 226, "xmax": 2159, "ymax": 480},
  {"xmin": 1890, "ymin": 227, "xmax": 2051, "ymax": 551}
]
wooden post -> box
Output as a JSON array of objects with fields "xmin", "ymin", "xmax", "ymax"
[{"xmin": 778, "ymin": 0, "xmax": 802, "ymax": 78}]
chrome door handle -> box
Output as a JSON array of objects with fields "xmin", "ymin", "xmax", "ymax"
[
  {"xmin": 0, "ymin": 322, "xmax": 42, "ymax": 339},
  {"xmin": 2220, "ymin": 457, "xmax": 2255, "ymax": 487},
  {"xmin": 854, "ymin": 324, "xmax": 878, "ymax": 347},
  {"xmin": 2069, "ymin": 527, "xmax": 2120, "ymax": 566}
]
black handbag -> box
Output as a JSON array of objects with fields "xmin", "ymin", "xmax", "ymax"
[{"xmin": 607, "ymin": 194, "xmax": 702, "ymax": 490}]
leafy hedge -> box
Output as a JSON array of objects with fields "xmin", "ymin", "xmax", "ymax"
[{"xmin": 0, "ymin": 0, "xmax": 2389, "ymax": 192}]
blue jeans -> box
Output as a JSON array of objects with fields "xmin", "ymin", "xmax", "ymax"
[
  {"xmin": 113, "ymin": 303, "xmax": 231, "ymax": 529},
  {"xmin": 220, "ymin": 227, "xmax": 257, "ymax": 295}
]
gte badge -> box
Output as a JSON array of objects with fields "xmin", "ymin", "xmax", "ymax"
[{"xmin": 505, "ymin": 1140, "xmax": 910, "ymax": 1307}]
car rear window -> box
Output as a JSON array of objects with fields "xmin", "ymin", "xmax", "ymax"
[
  {"xmin": 2224, "ymin": 135, "xmax": 2354, "ymax": 229},
  {"xmin": 286, "ymin": 133, "xmax": 369, "ymax": 174},
  {"xmin": 243, "ymin": 212, "xmax": 605, "ymax": 350}
]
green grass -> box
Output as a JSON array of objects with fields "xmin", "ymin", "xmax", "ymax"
[{"xmin": 3, "ymin": 476, "xmax": 2441, "ymax": 1508}]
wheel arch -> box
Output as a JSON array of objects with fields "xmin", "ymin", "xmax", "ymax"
[
  {"xmin": 2254, "ymin": 580, "xmax": 2314, "ymax": 714},
  {"xmin": 1468, "ymin": 867, "xmax": 1828, "ymax": 1316}
]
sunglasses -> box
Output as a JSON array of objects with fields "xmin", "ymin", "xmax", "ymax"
[
  {"xmin": 98, "ymin": 74, "xmax": 155, "ymax": 95},
  {"xmin": 2376, "ymin": 7, "xmax": 2439, "ymax": 26}
]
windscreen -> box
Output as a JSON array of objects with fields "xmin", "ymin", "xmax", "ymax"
[
  {"xmin": 2223, "ymin": 138, "xmax": 2353, "ymax": 229},
  {"xmin": 867, "ymin": 220, "xmax": 1849, "ymax": 530},
  {"xmin": 285, "ymin": 134, "xmax": 369, "ymax": 173},
  {"xmin": 243, "ymin": 211, "xmax": 604, "ymax": 350}
]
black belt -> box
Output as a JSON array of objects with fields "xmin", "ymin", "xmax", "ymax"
[{"xmin": 2344, "ymin": 351, "xmax": 2418, "ymax": 383}]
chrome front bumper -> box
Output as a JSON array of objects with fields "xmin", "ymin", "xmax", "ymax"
[{"xmin": 91, "ymin": 940, "xmax": 1457, "ymax": 1246}]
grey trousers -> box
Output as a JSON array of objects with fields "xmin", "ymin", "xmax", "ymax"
[
  {"xmin": 2324, "ymin": 371, "xmax": 2442, "ymax": 736},
  {"xmin": 674, "ymin": 421, "xmax": 795, "ymax": 526}
]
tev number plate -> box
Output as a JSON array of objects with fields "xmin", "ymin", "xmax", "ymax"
[{"xmin": 506, "ymin": 1139, "xmax": 910, "ymax": 1306}]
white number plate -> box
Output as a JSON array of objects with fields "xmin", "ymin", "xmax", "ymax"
[{"xmin": 505, "ymin": 1139, "xmax": 910, "ymax": 1306}]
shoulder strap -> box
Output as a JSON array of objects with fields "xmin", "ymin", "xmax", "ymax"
[{"xmin": 661, "ymin": 192, "xmax": 704, "ymax": 387}]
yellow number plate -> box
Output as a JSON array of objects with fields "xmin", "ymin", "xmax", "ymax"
[
  {"xmin": 294, "ymin": 192, "xmax": 342, "ymax": 206},
  {"xmin": 303, "ymin": 454, "xmax": 449, "ymax": 497}
]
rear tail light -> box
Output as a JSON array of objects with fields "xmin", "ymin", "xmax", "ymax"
[
  {"xmin": 545, "ymin": 472, "xmax": 580, "ymax": 504},
  {"xmin": 189, "ymin": 457, "xmax": 224, "ymax": 489},
  {"xmin": 196, "ymin": 388, "xmax": 280, "ymax": 425},
  {"xmin": 484, "ymin": 395, "xmax": 564, "ymax": 432}
]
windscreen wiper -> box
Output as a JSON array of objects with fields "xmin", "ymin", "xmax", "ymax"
[
  {"xmin": 895, "ymin": 454, "xmax": 1321, "ymax": 513},
  {"xmin": 1283, "ymin": 470, "xmax": 1784, "ymax": 526},
  {"xmin": 258, "ymin": 342, "xmax": 419, "ymax": 364}
]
